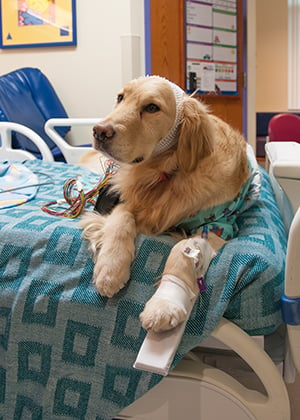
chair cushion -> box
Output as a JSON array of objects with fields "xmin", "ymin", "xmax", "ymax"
[
  {"xmin": 0, "ymin": 67, "xmax": 70, "ymax": 159},
  {"xmin": 268, "ymin": 113, "xmax": 300, "ymax": 142}
]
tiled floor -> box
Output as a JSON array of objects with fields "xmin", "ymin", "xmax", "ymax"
[{"xmin": 257, "ymin": 157, "xmax": 266, "ymax": 169}]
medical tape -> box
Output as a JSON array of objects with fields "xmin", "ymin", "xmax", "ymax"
[
  {"xmin": 151, "ymin": 274, "xmax": 196, "ymax": 315},
  {"xmin": 183, "ymin": 237, "xmax": 216, "ymax": 278}
]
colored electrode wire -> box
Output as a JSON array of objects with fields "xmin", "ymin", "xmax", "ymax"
[{"xmin": 41, "ymin": 160, "xmax": 119, "ymax": 218}]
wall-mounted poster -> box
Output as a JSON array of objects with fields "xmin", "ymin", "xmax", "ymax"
[
  {"xmin": 0, "ymin": 0, "xmax": 77, "ymax": 48},
  {"xmin": 185, "ymin": 0, "xmax": 238, "ymax": 95}
]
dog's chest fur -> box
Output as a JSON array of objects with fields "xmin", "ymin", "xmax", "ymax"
[{"xmin": 109, "ymin": 147, "xmax": 249, "ymax": 236}]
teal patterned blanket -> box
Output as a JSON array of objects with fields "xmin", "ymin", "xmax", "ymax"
[{"xmin": 0, "ymin": 160, "xmax": 287, "ymax": 419}]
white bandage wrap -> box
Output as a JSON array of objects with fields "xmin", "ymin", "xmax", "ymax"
[
  {"xmin": 134, "ymin": 275, "xmax": 197, "ymax": 376},
  {"xmin": 151, "ymin": 274, "xmax": 196, "ymax": 315},
  {"xmin": 151, "ymin": 77, "xmax": 185, "ymax": 157},
  {"xmin": 134, "ymin": 236, "xmax": 217, "ymax": 376}
]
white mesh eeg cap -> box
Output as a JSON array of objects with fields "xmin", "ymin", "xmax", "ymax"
[{"xmin": 150, "ymin": 77, "xmax": 185, "ymax": 157}]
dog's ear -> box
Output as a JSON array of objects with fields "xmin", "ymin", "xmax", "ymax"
[{"xmin": 176, "ymin": 97, "xmax": 215, "ymax": 173}]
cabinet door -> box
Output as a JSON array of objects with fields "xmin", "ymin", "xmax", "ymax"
[{"xmin": 149, "ymin": 0, "xmax": 244, "ymax": 132}]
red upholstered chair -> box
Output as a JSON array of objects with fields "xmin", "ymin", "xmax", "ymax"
[{"xmin": 268, "ymin": 113, "xmax": 300, "ymax": 142}]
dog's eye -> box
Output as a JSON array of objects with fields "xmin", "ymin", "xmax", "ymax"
[
  {"xmin": 117, "ymin": 94, "xmax": 124, "ymax": 103},
  {"xmin": 144, "ymin": 103, "xmax": 160, "ymax": 113}
]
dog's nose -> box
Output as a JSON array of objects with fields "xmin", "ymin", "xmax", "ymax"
[{"xmin": 93, "ymin": 124, "xmax": 115, "ymax": 142}]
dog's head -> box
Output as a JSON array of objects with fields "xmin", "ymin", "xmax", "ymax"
[{"xmin": 93, "ymin": 76, "xmax": 215, "ymax": 172}]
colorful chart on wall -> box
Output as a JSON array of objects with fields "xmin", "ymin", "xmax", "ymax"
[
  {"xmin": 0, "ymin": 0, "xmax": 76, "ymax": 48},
  {"xmin": 185, "ymin": 0, "xmax": 238, "ymax": 95}
]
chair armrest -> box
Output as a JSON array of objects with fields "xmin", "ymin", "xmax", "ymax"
[
  {"xmin": 265, "ymin": 141, "xmax": 300, "ymax": 179},
  {"xmin": 265, "ymin": 141, "xmax": 300, "ymax": 220},
  {"xmin": 45, "ymin": 118, "xmax": 100, "ymax": 164},
  {"xmin": 0, "ymin": 122, "xmax": 54, "ymax": 161}
]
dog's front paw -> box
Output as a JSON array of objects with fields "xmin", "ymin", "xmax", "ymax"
[
  {"xmin": 93, "ymin": 250, "xmax": 131, "ymax": 297},
  {"xmin": 79, "ymin": 212, "xmax": 106, "ymax": 257},
  {"xmin": 140, "ymin": 297, "xmax": 186, "ymax": 332}
]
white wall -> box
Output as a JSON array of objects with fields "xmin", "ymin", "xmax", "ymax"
[
  {"xmin": 0, "ymin": 0, "xmax": 145, "ymax": 121},
  {"xmin": 256, "ymin": 0, "xmax": 288, "ymax": 112}
]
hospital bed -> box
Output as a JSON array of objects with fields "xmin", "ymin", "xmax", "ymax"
[
  {"xmin": 120, "ymin": 141, "xmax": 300, "ymax": 420},
  {"xmin": 0, "ymin": 120, "xmax": 299, "ymax": 419}
]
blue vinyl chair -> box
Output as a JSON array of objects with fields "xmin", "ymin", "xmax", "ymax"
[{"xmin": 0, "ymin": 67, "xmax": 71, "ymax": 161}]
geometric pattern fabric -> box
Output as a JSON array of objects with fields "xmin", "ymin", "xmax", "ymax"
[{"xmin": 0, "ymin": 160, "xmax": 287, "ymax": 419}]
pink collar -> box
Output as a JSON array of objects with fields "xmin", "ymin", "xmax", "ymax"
[{"xmin": 159, "ymin": 172, "xmax": 173, "ymax": 181}]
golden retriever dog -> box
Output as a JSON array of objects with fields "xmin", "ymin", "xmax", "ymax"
[{"xmin": 79, "ymin": 75, "xmax": 251, "ymax": 332}]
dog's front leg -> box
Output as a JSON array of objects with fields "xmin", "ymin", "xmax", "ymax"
[
  {"xmin": 140, "ymin": 235, "xmax": 220, "ymax": 332},
  {"xmin": 80, "ymin": 206, "xmax": 136, "ymax": 297},
  {"xmin": 91, "ymin": 204, "xmax": 136, "ymax": 297}
]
